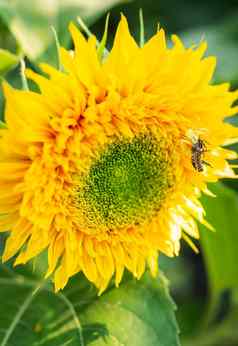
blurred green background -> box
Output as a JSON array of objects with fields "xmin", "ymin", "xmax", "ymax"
[{"xmin": 0, "ymin": 0, "xmax": 238, "ymax": 345}]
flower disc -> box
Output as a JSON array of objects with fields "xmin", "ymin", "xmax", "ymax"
[{"xmin": 78, "ymin": 134, "xmax": 172, "ymax": 230}]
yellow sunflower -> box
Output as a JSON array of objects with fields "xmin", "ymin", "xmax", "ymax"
[{"xmin": 1, "ymin": 15, "xmax": 238, "ymax": 294}]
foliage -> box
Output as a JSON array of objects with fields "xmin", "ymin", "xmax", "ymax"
[
  {"xmin": 0, "ymin": 264, "xmax": 179, "ymax": 346},
  {"xmin": 200, "ymin": 183, "xmax": 238, "ymax": 303},
  {"xmin": 0, "ymin": 0, "xmax": 123, "ymax": 64}
]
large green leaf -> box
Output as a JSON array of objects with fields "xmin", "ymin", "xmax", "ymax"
[
  {"xmin": 199, "ymin": 183, "xmax": 238, "ymax": 301},
  {"xmin": 0, "ymin": 0, "xmax": 123, "ymax": 63},
  {"xmin": 0, "ymin": 266, "xmax": 180, "ymax": 346}
]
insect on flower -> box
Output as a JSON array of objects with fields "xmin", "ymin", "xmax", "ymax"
[{"xmin": 191, "ymin": 137, "xmax": 208, "ymax": 172}]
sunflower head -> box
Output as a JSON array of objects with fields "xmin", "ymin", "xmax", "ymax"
[{"xmin": 0, "ymin": 15, "xmax": 238, "ymax": 293}]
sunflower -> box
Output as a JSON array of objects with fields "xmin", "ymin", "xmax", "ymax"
[{"xmin": 0, "ymin": 15, "xmax": 238, "ymax": 294}]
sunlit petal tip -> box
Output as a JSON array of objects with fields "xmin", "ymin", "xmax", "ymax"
[
  {"xmin": 201, "ymin": 219, "xmax": 215, "ymax": 232},
  {"xmin": 119, "ymin": 12, "xmax": 129, "ymax": 26},
  {"xmin": 171, "ymin": 34, "xmax": 184, "ymax": 49},
  {"xmin": 158, "ymin": 28, "xmax": 166, "ymax": 40},
  {"xmin": 182, "ymin": 233, "xmax": 199, "ymax": 253},
  {"xmin": 151, "ymin": 28, "xmax": 167, "ymax": 50},
  {"xmin": 69, "ymin": 21, "xmax": 87, "ymax": 50},
  {"xmin": 203, "ymin": 188, "xmax": 216, "ymax": 198},
  {"xmin": 115, "ymin": 12, "xmax": 136, "ymax": 44},
  {"xmin": 197, "ymin": 40, "xmax": 208, "ymax": 55},
  {"xmin": 68, "ymin": 21, "xmax": 78, "ymax": 36}
]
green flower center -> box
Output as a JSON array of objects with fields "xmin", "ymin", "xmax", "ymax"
[{"xmin": 77, "ymin": 134, "xmax": 172, "ymax": 230}]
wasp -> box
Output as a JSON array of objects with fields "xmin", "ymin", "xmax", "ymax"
[{"xmin": 191, "ymin": 137, "xmax": 208, "ymax": 172}]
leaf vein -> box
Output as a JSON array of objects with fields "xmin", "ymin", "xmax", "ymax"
[{"xmin": 0, "ymin": 281, "xmax": 44, "ymax": 346}]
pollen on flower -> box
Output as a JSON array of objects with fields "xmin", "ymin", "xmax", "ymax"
[{"xmin": 76, "ymin": 134, "xmax": 173, "ymax": 231}]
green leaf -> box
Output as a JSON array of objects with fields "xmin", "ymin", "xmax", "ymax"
[
  {"xmin": 0, "ymin": 18, "xmax": 17, "ymax": 54},
  {"xmin": 200, "ymin": 183, "xmax": 238, "ymax": 299},
  {"xmin": 80, "ymin": 273, "xmax": 180, "ymax": 346},
  {"xmin": 0, "ymin": 0, "xmax": 123, "ymax": 64},
  {"xmin": 198, "ymin": 182, "xmax": 238, "ymax": 327},
  {"xmin": 0, "ymin": 266, "xmax": 180, "ymax": 346},
  {"xmin": 0, "ymin": 120, "xmax": 7, "ymax": 128},
  {"xmin": 0, "ymin": 48, "xmax": 19, "ymax": 75},
  {"xmin": 179, "ymin": 183, "xmax": 238, "ymax": 344}
]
